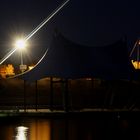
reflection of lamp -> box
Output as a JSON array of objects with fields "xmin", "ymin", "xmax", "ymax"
[
  {"xmin": 15, "ymin": 126, "xmax": 28, "ymax": 140},
  {"xmin": 130, "ymin": 39, "xmax": 140, "ymax": 69}
]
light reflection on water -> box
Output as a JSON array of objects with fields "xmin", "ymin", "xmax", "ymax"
[
  {"xmin": 0, "ymin": 114, "xmax": 136, "ymax": 140},
  {"xmin": 14, "ymin": 120, "xmax": 50, "ymax": 140},
  {"xmin": 0, "ymin": 118, "xmax": 52, "ymax": 140},
  {"xmin": 29, "ymin": 120, "xmax": 50, "ymax": 140},
  {"xmin": 15, "ymin": 126, "xmax": 28, "ymax": 140}
]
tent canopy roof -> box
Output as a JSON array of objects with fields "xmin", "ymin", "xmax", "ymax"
[{"xmin": 18, "ymin": 32, "xmax": 130, "ymax": 81}]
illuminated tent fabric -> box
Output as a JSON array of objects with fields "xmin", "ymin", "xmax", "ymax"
[{"xmin": 19, "ymin": 32, "xmax": 129, "ymax": 81}]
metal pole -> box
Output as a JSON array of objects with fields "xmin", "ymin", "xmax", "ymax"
[
  {"xmin": 21, "ymin": 51, "xmax": 23, "ymax": 65},
  {"xmin": 50, "ymin": 77, "xmax": 53, "ymax": 111},
  {"xmin": 35, "ymin": 80, "xmax": 38, "ymax": 111},
  {"xmin": 63, "ymin": 79, "xmax": 69, "ymax": 112},
  {"xmin": 129, "ymin": 40, "xmax": 138, "ymax": 57},
  {"xmin": 24, "ymin": 80, "xmax": 26, "ymax": 112}
]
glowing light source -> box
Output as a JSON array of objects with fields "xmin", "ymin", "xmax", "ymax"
[
  {"xmin": 131, "ymin": 60, "xmax": 140, "ymax": 69},
  {"xmin": 0, "ymin": 0, "xmax": 70, "ymax": 65},
  {"xmin": 28, "ymin": 65, "xmax": 34, "ymax": 70},
  {"xmin": 15, "ymin": 39, "xmax": 26, "ymax": 50},
  {"xmin": 130, "ymin": 39, "xmax": 140, "ymax": 69}
]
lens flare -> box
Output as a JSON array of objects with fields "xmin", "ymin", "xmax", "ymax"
[
  {"xmin": 15, "ymin": 39, "xmax": 26, "ymax": 49},
  {"xmin": 0, "ymin": 47, "xmax": 17, "ymax": 65},
  {"xmin": 25, "ymin": 0, "xmax": 70, "ymax": 41},
  {"xmin": 0, "ymin": 0, "xmax": 70, "ymax": 65}
]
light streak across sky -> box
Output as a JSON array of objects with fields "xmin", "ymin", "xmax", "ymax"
[
  {"xmin": 0, "ymin": 0, "xmax": 70, "ymax": 65},
  {"xmin": 0, "ymin": 47, "xmax": 18, "ymax": 65},
  {"xmin": 25, "ymin": 0, "xmax": 70, "ymax": 41}
]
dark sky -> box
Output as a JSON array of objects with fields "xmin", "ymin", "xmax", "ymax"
[{"xmin": 0, "ymin": 0, "xmax": 140, "ymax": 65}]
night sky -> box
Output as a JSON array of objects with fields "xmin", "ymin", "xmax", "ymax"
[{"xmin": 0, "ymin": 0, "xmax": 140, "ymax": 65}]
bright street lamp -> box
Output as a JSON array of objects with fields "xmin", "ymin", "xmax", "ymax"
[
  {"xmin": 15, "ymin": 39, "xmax": 27, "ymax": 72},
  {"xmin": 0, "ymin": 0, "xmax": 70, "ymax": 65},
  {"xmin": 15, "ymin": 39, "xmax": 27, "ymax": 50}
]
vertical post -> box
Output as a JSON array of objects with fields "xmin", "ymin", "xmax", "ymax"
[
  {"xmin": 35, "ymin": 80, "xmax": 38, "ymax": 111},
  {"xmin": 21, "ymin": 51, "xmax": 23, "ymax": 65},
  {"xmin": 24, "ymin": 80, "xmax": 26, "ymax": 112},
  {"xmin": 20, "ymin": 51, "xmax": 24, "ymax": 73},
  {"xmin": 91, "ymin": 78, "xmax": 94, "ymax": 92},
  {"xmin": 63, "ymin": 79, "xmax": 69, "ymax": 112},
  {"xmin": 50, "ymin": 77, "xmax": 53, "ymax": 111}
]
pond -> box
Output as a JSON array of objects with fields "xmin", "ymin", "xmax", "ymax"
[{"xmin": 0, "ymin": 112, "xmax": 139, "ymax": 140}]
